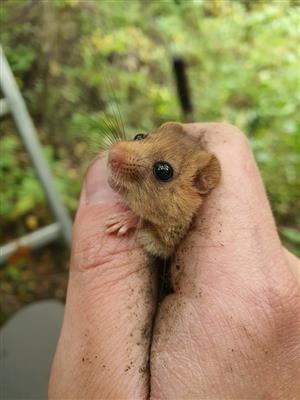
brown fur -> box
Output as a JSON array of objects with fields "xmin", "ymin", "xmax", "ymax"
[{"xmin": 107, "ymin": 122, "xmax": 221, "ymax": 258}]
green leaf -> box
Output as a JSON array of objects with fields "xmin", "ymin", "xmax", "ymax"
[{"xmin": 281, "ymin": 227, "xmax": 300, "ymax": 245}]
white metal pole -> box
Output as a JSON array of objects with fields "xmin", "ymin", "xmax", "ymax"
[{"xmin": 0, "ymin": 46, "xmax": 72, "ymax": 247}]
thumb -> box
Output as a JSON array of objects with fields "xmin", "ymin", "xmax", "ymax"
[
  {"xmin": 171, "ymin": 123, "xmax": 295, "ymax": 294},
  {"xmin": 49, "ymin": 156, "xmax": 156, "ymax": 399}
]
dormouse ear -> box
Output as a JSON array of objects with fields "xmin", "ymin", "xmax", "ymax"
[
  {"xmin": 158, "ymin": 122, "xmax": 184, "ymax": 134},
  {"xmin": 194, "ymin": 152, "xmax": 221, "ymax": 194}
]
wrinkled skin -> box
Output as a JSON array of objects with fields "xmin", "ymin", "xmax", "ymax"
[{"xmin": 49, "ymin": 123, "xmax": 300, "ymax": 400}]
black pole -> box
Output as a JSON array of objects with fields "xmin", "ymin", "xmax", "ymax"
[{"xmin": 172, "ymin": 56, "xmax": 194, "ymax": 121}]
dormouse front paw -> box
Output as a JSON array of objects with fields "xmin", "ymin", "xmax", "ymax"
[{"xmin": 104, "ymin": 211, "xmax": 139, "ymax": 236}]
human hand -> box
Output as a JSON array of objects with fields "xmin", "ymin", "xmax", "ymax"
[{"xmin": 49, "ymin": 123, "xmax": 300, "ymax": 399}]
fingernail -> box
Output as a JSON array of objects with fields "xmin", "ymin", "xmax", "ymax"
[{"xmin": 80, "ymin": 154, "xmax": 119, "ymax": 206}]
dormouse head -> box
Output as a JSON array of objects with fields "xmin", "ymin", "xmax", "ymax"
[{"xmin": 107, "ymin": 122, "xmax": 220, "ymax": 226}]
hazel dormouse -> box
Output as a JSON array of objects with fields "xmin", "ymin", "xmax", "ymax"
[{"xmin": 105, "ymin": 122, "xmax": 221, "ymax": 258}]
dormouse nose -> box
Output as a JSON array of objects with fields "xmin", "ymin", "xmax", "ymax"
[{"xmin": 108, "ymin": 144, "xmax": 125, "ymax": 170}]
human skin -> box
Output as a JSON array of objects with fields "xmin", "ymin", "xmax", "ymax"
[{"xmin": 48, "ymin": 123, "xmax": 300, "ymax": 399}]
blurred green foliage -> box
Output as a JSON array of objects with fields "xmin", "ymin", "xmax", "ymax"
[{"xmin": 0, "ymin": 0, "xmax": 299, "ymax": 256}]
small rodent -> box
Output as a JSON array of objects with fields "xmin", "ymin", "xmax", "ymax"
[{"xmin": 105, "ymin": 122, "xmax": 221, "ymax": 258}]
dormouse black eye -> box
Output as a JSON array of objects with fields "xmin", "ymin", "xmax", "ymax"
[
  {"xmin": 153, "ymin": 161, "xmax": 174, "ymax": 182},
  {"xmin": 134, "ymin": 133, "xmax": 146, "ymax": 141}
]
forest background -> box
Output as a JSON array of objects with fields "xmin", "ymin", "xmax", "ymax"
[{"xmin": 0, "ymin": 0, "xmax": 299, "ymax": 323}]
